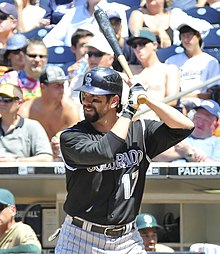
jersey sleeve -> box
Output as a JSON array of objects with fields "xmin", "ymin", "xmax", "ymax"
[
  {"xmin": 143, "ymin": 120, "xmax": 193, "ymax": 159},
  {"xmin": 60, "ymin": 126, "xmax": 125, "ymax": 167}
]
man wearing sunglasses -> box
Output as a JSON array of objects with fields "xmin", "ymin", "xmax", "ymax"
[
  {"xmin": 0, "ymin": 188, "xmax": 42, "ymax": 253},
  {"xmin": 17, "ymin": 38, "xmax": 48, "ymax": 100},
  {"xmin": 67, "ymin": 32, "xmax": 114, "ymax": 103},
  {"xmin": 0, "ymin": 72, "xmax": 53, "ymax": 162},
  {"xmin": 127, "ymin": 29, "xmax": 180, "ymax": 120}
]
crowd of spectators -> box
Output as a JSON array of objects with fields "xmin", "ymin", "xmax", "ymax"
[{"xmin": 0, "ymin": 0, "xmax": 219, "ymax": 161}]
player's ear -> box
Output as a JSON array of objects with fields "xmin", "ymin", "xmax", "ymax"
[{"xmin": 110, "ymin": 95, "xmax": 120, "ymax": 109}]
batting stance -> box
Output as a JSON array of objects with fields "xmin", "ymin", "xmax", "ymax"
[{"xmin": 55, "ymin": 67, "xmax": 194, "ymax": 253}]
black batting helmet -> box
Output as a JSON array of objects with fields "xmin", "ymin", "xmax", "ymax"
[{"xmin": 74, "ymin": 67, "xmax": 123, "ymax": 96}]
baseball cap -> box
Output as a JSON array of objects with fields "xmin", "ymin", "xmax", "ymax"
[
  {"xmin": 176, "ymin": 16, "xmax": 213, "ymax": 34},
  {"xmin": 40, "ymin": 65, "xmax": 66, "ymax": 84},
  {"xmin": 106, "ymin": 9, "xmax": 121, "ymax": 20},
  {"xmin": 0, "ymin": 71, "xmax": 23, "ymax": 99},
  {"xmin": 0, "ymin": 189, "xmax": 15, "ymax": 206},
  {"xmin": 6, "ymin": 34, "xmax": 28, "ymax": 51},
  {"xmin": 84, "ymin": 33, "xmax": 114, "ymax": 55},
  {"xmin": 194, "ymin": 99, "xmax": 220, "ymax": 119},
  {"xmin": 0, "ymin": 2, "xmax": 18, "ymax": 19},
  {"xmin": 136, "ymin": 214, "xmax": 162, "ymax": 230},
  {"xmin": 127, "ymin": 29, "xmax": 157, "ymax": 46}
]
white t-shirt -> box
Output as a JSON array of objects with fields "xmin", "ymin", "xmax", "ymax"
[{"xmin": 166, "ymin": 52, "xmax": 220, "ymax": 93}]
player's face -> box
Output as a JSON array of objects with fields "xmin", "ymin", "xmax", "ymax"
[
  {"xmin": 139, "ymin": 227, "xmax": 158, "ymax": 251},
  {"xmin": 81, "ymin": 92, "xmax": 112, "ymax": 123}
]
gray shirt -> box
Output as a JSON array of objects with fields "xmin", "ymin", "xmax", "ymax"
[{"xmin": 0, "ymin": 117, "xmax": 53, "ymax": 158}]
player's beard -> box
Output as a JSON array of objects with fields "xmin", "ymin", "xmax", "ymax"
[{"xmin": 84, "ymin": 107, "xmax": 100, "ymax": 123}]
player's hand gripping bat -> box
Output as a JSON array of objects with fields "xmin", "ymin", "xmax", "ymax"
[{"xmin": 94, "ymin": 7, "xmax": 148, "ymax": 105}]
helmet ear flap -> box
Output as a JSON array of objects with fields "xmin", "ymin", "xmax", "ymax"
[{"xmin": 79, "ymin": 92, "xmax": 83, "ymax": 104}]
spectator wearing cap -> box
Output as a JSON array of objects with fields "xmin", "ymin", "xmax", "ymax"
[
  {"xmin": 4, "ymin": 33, "xmax": 28, "ymax": 71},
  {"xmin": 0, "ymin": 2, "xmax": 18, "ymax": 48},
  {"xmin": 0, "ymin": 188, "xmax": 42, "ymax": 253},
  {"xmin": 154, "ymin": 99, "xmax": 220, "ymax": 162},
  {"xmin": 67, "ymin": 32, "xmax": 115, "ymax": 103},
  {"xmin": 106, "ymin": 9, "xmax": 140, "ymax": 73},
  {"xmin": 128, "ymin": 0, "xmax": 191, "ymax": 48},
  {"xmin": 165, "ymin": 19, "xmax": 220, "ymax": 108},
  {"xmin": 0, "ymin": 71, "xmax": 53, "ymax": 162},
  {"xmin": 126, "ymin": 29, "xmax": 180, "ymax": 120},
  {"xmin": 18, "ymin": 65, "xmax": 81, "ymax": 160},
  {"xmin": 136, "ymin": 213, "xmax": 174, "ymax": 252}
]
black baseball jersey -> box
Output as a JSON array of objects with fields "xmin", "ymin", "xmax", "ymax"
[{"xmin": 60, "ymin": 119, "xmax": 192, "ymax": 225}]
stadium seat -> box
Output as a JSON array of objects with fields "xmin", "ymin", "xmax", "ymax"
[
  {"xmin": 202, "ymin": 28, "xmax": 220, "ymax": 62},
  {"xmin": 203, "ymin": 48, "xmax": 220, "ymax": 62},
  {"xmin": 21, "ymin": 27, "xmax": 53, "ymax": 40},
  {"xmin": 47, "ymin": 46, "xmax": 76, "ymax": 75},
  {"xmin": 186, "ymin": 6, "xmax": 220, "ymax": 27},
  {"xmin": 156, "ymin": 45, "xmax": 184, "ymax": 63},
  {"xmin": 203, "ymin": 28, "xmax": 220, "ymax": 48}
]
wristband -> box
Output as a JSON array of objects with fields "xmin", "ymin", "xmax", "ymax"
[{"xmin": 121, "ymin": 105, "xmax": 136, "ymax": 119}]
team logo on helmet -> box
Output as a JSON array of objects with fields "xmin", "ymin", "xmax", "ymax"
[{"xmin": 84, "ymin": 72, "xmax": 92, "ymax": 87}]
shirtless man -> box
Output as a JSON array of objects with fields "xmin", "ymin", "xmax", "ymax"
[
  {"xmin": 18, "ymin": 65, "xmax": 81, "ymax": 159},
  {"xmin": 127, "ymin": 29, "xmax": 180, "ymax": 120}
]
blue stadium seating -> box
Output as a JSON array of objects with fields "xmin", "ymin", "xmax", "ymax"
[
  {"xmin": 203, "ymin": 28, "xmax": 220, "ymax": 47},
  {"xmin": 203, "ymin": 28, "xmax": 220, "ymax": 62},
  {"xmin": 47, "ymin": 46, "xmax": 76, "ymax": 75},
  {"xmin": 22, "ymin": 27, "xmax": 53, "ymax": 40},
  {"xmin": 156, "ymin": 45, "xmax": 184, "ymax": 63},
  {"xmin": 186, "ymin": 6, "xmax": 220, "ymax": 27}
]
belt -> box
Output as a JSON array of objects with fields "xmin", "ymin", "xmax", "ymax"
[{"xmin": 71, "ymin": 216, "xmax": 135, "ymax": 238}]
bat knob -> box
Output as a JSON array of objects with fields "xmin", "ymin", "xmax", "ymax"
[{"xmin": 137, "ymin": 94, "xmax": 148, "ymax": 105}]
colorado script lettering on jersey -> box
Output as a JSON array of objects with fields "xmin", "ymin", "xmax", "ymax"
[{"xmin": 87, "ymin": 149, "xmax": 144, "ymax": 172}]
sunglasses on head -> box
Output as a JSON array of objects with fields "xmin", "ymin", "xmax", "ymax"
[
  {"xmin": 0, "ymin": 202, "xmax": 8, "ymax": 212},
  {"xmin": 0, "ymin": 96, "xmax": 17, "ymax": 103},
  {"xmin": 88, "ymin": 51, "xmax": 105, "ymax": 58},
  {"xmin": 130, "ymin": 39, "xmax": 151, "ymax": 49},
  {"xmin": 27, "ymin": 54, "xmax": 48, "ymax": 59}
]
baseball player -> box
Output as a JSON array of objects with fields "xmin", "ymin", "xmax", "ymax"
[{"xmin": 55, "ymin": 67, "xmax": 194, "ymax": 253}]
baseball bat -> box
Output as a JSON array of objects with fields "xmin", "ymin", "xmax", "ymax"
[{"xmin": 94, "ymin": 7, "xmax": 147, "ymax": 104}]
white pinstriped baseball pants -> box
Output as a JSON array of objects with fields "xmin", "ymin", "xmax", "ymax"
[{"xmin": 55, "ymin": 215, "xmax": 146, "ymax": 254}]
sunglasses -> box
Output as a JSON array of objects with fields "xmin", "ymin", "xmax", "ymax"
[
  {"xmin": 27, "ymin": 54, "xmax": 48, "ymax": 59},
  {"xmin": 0, "ymin": 14, "xmax": 9, "ymax": 21},
  {"xmin": 0, "ymin": 202, "xmax": 8, "ymax": 212},
  {"xmin": 0, "ymin": 96, "xmax": 17, "ymax": 103},
  {"xmin": 130, "ymin": 39, "xmax": 151, "ymax": 49},
  {"xmin": 88, "ymin": 51, "xmax": 105, "ymax": 58}
]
